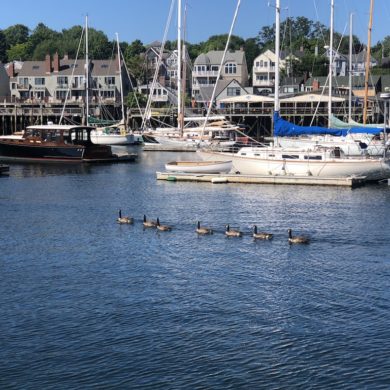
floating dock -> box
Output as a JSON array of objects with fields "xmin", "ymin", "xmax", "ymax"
[{"xmin": 156, "ymin": 171, "xmax": 367, "ymax": 187}]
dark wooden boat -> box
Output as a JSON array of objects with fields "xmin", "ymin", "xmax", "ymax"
[{"xmin": 0, "ymin": 125, "xmax": 137, "ymax": 163}]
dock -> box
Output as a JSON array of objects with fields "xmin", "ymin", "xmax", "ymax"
[{"xmin": 156, "ymin": 171, "xmax": 366, "ymax": 188}]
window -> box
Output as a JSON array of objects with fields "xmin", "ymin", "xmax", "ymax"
[
  {"xmin": 101, "ymin": 64, "xmax": 109, "ymax": 69},
  {"xmin": 211, "ymin": 65, "xmax": 219, "ymax": 71},
  {"xmin": 32, "ymin": 65, "xmax": 40, "ymax": 70},
  {"xmin": 18, "ymin": 77, "xmax": 29, "ymax": 88},
  {"xmin": 34, "ymin": 78, "xmax": 45, "ymax": 86},
  {"xmin": 224, "ymin": 63, "xmax": 237, "ymax": 74},
  {"xmin": 57, "ymin": 76, "xmax": 68, "ymax": 86},
  {"xmin": 256, "ymin": 61, "xmax": 260, "ymax": 67},
  {"xmin": 105, "ymin": 76, "xmax": 115, "ymax": 85},
  {"xmin": 56, "ymin": 90, "xmax": 67, "ymax": 100},
  {"xmin": 227, "ymin": 87, "xmax": 240, "ymax": 96}
]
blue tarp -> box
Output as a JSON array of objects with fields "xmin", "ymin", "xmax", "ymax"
[{"xmin": 273, "ymin": 112, "xmax": 383, "ymax": 137}]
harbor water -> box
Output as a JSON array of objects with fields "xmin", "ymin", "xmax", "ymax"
[{"xmin": 1, "ymin": 149, "xmax": 390, "ymax": 389}]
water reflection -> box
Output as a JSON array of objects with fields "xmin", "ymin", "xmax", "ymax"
[{"xmin": 11, "ymin": 163, "xmax": 93, "ymax": 178}]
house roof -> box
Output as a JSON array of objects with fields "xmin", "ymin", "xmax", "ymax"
[
  {"xmin": 352, "ymin": 50, "xmax": 378, "ymax": 64},
  {"xmin": 198, "ymin": 79, "xmax": 247, "ymax": 101},
  {"xmin": 219, "ymin": 94, "xmax": 273, "ymax": 103},
  {"xmin": 280, "ymin": 93, "xmax": 345, "ymax": 103},
  {"xmin": 305, "ymin": 75, "xmax": 380, "ymax": 88},
  {"xmin": 194, "ymin": 50, "xmax": 245, "ymax": 66},
  {"xmin": 16, "ymin": 58, "xmax": 119, "ymax": 77}
]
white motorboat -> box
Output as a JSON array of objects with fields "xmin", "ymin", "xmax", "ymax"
[{"xmin": 165, "ymin": 160, "xmax": 232, "ymax": 174}]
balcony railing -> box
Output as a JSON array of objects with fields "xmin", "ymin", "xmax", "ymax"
[
  {"xmin": 253, "ymin": 66, "xmax": 276, "ymax": 72},
  {"xmin": 192, "ymin": 70, "xmax": 219, "ymax": 77}
]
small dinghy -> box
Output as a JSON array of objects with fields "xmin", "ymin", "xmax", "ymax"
[{"xmin": 165, "ymin": 160, "xmax": 232, "ymax": 174}]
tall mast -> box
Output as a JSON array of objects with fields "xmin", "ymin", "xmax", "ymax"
[
  {"xmin": 348, "ymin": 13, "xmax": 353, "ymax": 123},
  {"xmin": 274, "ymin": 0, "xmax": 280, "ymax": 113},
  {"xmin": 85, "ymin": 15, "xmax": 89, "ymax": 126},
  {"xmin": 177, "ymin": 0, "xmax": 183, "ymax": 132},
  {"xmin": 363, "ymin": 0, "xmax": 374, "ymax": 124},
  {"xmin": 116, "ymin": 33, "xmax": 125, "ymax": 125},
  {"xmin": 328, "ymin": 0, "xmax": 334, "ymax": 127}
]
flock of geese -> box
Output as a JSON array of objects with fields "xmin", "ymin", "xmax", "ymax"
[{"xmin": 117, "ymin": 210, "xmax": 310, "ymax": 244}]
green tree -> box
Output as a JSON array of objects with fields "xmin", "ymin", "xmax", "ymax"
[
  {"xmin": 126, "ymin": 91, "xmax": 147, "ymax": 108},
  {"xmin": 3, "ymin": 24, "xmax": 29, "ymax": 48},
  {"xmin": 0, "ymin": 30, "xmax": 7, "ymax": 62},
  {"xmin": 6, "ymin": 42, "xmax": 30, "ymax": 61}
]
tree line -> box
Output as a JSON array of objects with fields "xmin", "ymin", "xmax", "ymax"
[{"xmin": 1, "ymin": 17, "xmax": 389, "ymax": 83}]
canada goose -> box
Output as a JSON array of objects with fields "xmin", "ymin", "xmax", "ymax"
[
  {"xmin": 156, "ymin": 218, "xmax": 172, "ymax": 231},
  {"xmin": 288, "ymin": 229, "xmax": 310, "ymax": 244},
  {"xmin": 117, "ymin": 209, "xmax": 133, "ymax": 224},
  {"xmin": 225, "ymin": 224, "xmax": 242, "ymax": 237},
  {"xmin": 196, "ymin": 221, "xmax": 213, "ymax": 235},
  {"xmin": 143, "ymin": 214, "xmax": 157, "ymax": 228},
  {"xmin": 253, "ymin": 225, "xmax": 273, "ymax": 240}
]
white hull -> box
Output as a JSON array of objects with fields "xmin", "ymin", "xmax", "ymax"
[
  {"xmin": 90, "ymin": 132, "xmax": 135, "ymax": 145},
  {"xmin": 197, "ymin": 148, "xmax": 390, "ymax": 181},
  {"xmin": 165, "ymin": 160, "xmax": 232, "ymax": 174},
  {"xmin": 277, "ymin": 136, "xmax": 386, "ymax": 157}
]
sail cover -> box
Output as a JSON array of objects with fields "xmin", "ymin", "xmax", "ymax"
[{"xmin": 273, "ymin": 112, "xmax": 383, "ymax": 137}]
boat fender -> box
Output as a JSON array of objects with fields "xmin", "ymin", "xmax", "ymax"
[
  {"xmin": 167, "ymin": 176, "xmax": 177, "ymax": 181},
  {"xmin": 211, "ymin": 177, "xmax": 228, "ymax": 184}
]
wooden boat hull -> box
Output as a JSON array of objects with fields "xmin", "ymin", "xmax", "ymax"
[
  {"xmin": 0, "ymin": 140, "xmax": 85, "ymax": 162},
  {"xmin": 165, "ymin": 160, "xmax": 232, "ymax": 174}
]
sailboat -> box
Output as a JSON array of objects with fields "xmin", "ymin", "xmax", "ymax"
[
  {"xmin": 276, "ymin": 0, "xmax": 387, "ymax": 156},
  {"xmin": 197, "ymin": 0, "xmax": 390, "ymax": 181},
  {"xmin": 142, "ymin": 0, "xmax": 242, "ymax": 151},
  {"xmin": 90, "ymin": 32, "xmax": 135, "ymax": 145}
]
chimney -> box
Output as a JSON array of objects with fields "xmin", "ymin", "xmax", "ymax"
[
  {"xmin": 312, "ymin": 79, "xmax": 320, "ymax": 91},
  {"xmin": 45, "ymin": 54, "xmax": 51, "ymax": 74},
  {"xmin": 7, "ymin": 62, "xmax": 15, "ymax": 78},
  {"xmin": 53, "ymin": 52, "xmax": 60, "ymax": 73},
  {"xmin": 63, "ymin": 53, "xmax": 69, "ymax": 60}
]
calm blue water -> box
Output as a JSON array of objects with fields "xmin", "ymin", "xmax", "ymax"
[{"xmin": 1, "ymin": 148, "xmax": 390, "ymax": 389}]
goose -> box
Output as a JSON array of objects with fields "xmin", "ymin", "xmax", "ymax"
[
  {"xmin": 117, "ymin": 209, "xmax": 133, "ymax": 224},
  {"xmin": 143, "ymin": 215, "xmax": 157, "ymax": 228},
  {"xmin": 253, "ymin": 225, "xmax": 273, "ymax": 240},
  {"xmin": 225, "ymin": 224, "xmax": 242, "ymax": 237},
  {"xmin": 156, "ymin": 218, "xmax": 172, "ymax": 232},
  {"xmin": 196, "ymin": 221, "xmax": 213, "ymax": 235},
  {"xmin": 288, "ymin": 229, "xmax": 310, "ymax": 244}
]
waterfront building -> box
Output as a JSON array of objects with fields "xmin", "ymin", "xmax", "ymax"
[
  {"xmin": 6, "ymin": 53, "xmax": 129, "ymax": 105},
  {"xmin": 192, "ymin": 49, "xmax": 249, "ymax": 104}
]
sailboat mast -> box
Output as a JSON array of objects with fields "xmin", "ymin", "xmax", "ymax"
[
  {"xmin": 85, "ymin": 15, "xmax": 89, "ymax": 126},
  {"xmin": 348, "ymin": 13, "xmax": 353, "ymax": 123},
  {"xmin": 328, "ymin": 0, "xmax": 334, "ymax": 127},
  {"xmin": 116, "ymin": 33, "xmax": 125, "ymax": 125},
  {"xmin": 177, "ymin": 0, "xmax": 183, "ymax": 133},
  {"xmin": 274, "ymin": 0, "xmax": 280, "ymax": 113},
  {"xmin": 363, "ymin": 0, "xmax": 374, "ymax": 125}
]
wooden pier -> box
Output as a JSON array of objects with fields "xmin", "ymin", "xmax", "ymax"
[{"xmin": 156, "ymin": 171, "xmax": 366, "ymax": 188}]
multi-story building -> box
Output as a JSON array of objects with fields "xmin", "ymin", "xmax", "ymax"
[
  {"xmin": 192, "ymin": 49, "xmax": 249, "ymax": 104},
  {"xmin": 7, "ymin": 52, "xmax": 129, "ymax": 104}
]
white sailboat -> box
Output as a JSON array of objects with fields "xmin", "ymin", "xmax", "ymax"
[
  {"xmin": 90, "ymin": 32, "xmax": 135, "ymax": 145},
  {"xmin": 276, "ymin": 0, "xmax": 387, "ymax": 157},
  {"xmin": 198, "ymin": 0, "xmax": 390, "ymax": 181},
  {"xmin": 142, "ymin": 0, "xmax": 242, "ymax": 151}
]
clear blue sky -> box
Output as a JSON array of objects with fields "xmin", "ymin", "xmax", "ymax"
[{"xmin": 1, "ymin": 0, "xmax": 389, "ymax": 46}]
